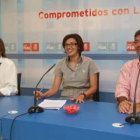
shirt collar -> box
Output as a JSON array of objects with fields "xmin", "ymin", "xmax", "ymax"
[{"xmin": 66, "ymin": 55, "xmax": 83, "ymax": 64}]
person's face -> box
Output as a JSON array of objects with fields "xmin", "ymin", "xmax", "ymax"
[
  {"xmin": 134, "ymin": 35, "xmax": 140, "ymax": 57},
  {"xmin": 64, "ymin": 38, "xmax": 79, "ymax": 57}
]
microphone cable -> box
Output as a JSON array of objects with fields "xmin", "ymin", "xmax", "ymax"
[
  {"xmin": 133, "ymin": 65, "xmax": 140, "ymax": 116},
  {"xmin": 10, "ymin": 112, "xmax": 29, "ymax": 140}
]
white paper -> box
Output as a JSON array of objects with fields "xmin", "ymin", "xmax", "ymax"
[{"xmin": 38, "ymin": 99, "xmax": 67, "ymax": 110}]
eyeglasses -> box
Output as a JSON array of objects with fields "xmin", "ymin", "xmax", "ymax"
[
  {"xmin": 64, "ymin": 42, "xmax": 77, "ymax": 48},
  {"xmin": 134, "ymin": 40, "xmax": 140, "ymax": 44}
]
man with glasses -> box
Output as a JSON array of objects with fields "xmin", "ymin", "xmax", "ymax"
[{"xmin": 115, "ymin": 30, "xmax": 140, "ymax": 114}]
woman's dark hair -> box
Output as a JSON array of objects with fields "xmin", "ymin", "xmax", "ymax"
[
  {"xmin": 134, "ymin": 30, "xmax": 140, "ymax": 38},
  {"xmin": 62, "ymin": 34, "xmax": 84, "ymax": 55},
  {"xmin": 0, "ymin": 38, "xmax": 6, "ymax": 57}
]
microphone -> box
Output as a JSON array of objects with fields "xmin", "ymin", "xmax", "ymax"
[
  {"xmin": 125, "ymin": 62, "xmax": 140, "ymax": 124},
  {"xmin": 28, "ymin": 64, "xmax": 56, "ymax": 113}
]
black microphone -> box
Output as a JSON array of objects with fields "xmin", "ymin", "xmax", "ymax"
[
  {"xmin": 28, "ymin": 64, "xmax": 56, "ymax": 113},
  {"xmin": 125, "ymin": 62, "xmax": 140, "ymax": 124}
]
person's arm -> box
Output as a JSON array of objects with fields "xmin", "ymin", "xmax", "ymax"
[
  {"xmin": 118, "ymin": 99, "xmax": 131, "ymax": 113},
  {"xmin": 117, "ymin": 96, "xmax": 131, "ymax": 114},
  {"xmin": 115, "ymin": 62, "xmax": 133, "ymax": 113},
  {"xmin": 136, "ymin": 103, "xmax": 140, "ymax": 113},
  {"xmin": 0, "ymin": 91, "xmax": 4, "ymax": 96},
  {"xmin": 116, "ymin": 89, "xmax": 131, "ymax": 114},
  {"xmin": 36, "ymin": 75, "xmax": 62, "ymax": 100},
  {"xmin": 44, "ymin": 75, "xmax": 62, "ymax": 97},
  {"xmin": 83, "ymin": 74, "xmax": 97, "ymax": 97},
  {"xmin": 117, "ymin": 96, "xmax": 127, "ymax": 103},
  {"xmin": 71, "ymin": 74, "xmax": 97, "ymax": 103},
  {"xmin": 115, "ymin": 69, "xmax": 130, "ymax": 101},
  {"xmin": 0, "ymin": 60, "xmax": 17, "ymax": 96}
]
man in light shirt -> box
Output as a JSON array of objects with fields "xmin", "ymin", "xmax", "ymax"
[
  {"xmin": 0, "ymin": 38, "xmax": 17, "ymax": 96},
  {"xmin": 115, "ymin": 30, "xmax": 140, "ymax": 114}
]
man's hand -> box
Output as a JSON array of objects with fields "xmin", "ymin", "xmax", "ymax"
[
  {"xmin": 118, "ymin": 100, "xmax": 131, "ymax": 113},
  {"xmin": 127, "ymin": 102, "xmax": 140, "ymax": 114}
]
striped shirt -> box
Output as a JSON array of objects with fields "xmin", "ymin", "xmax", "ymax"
[
  {"xmin": 115, "ymin": 59, "xmax": 140, "ymax": 103},
  {"xmin": 54, "ymin": 55, "xmax": 99, "ymax": 98}
]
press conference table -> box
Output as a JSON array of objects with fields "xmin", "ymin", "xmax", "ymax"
[
  {"xmin": 0, "ymin": 96, "xmax": 33, "ymax": 138},
  {"xmin": 0, "ymin": 96, "xmax": 140, "ymax": 140}
]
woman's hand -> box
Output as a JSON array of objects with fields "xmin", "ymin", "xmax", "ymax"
[
  {"xmin": 70, "ymin": 94, "xmax": 85, "ymax": 103},
  {"xmin": 34, "ymin": 91, "xmax": 45, "ymax": 100}
]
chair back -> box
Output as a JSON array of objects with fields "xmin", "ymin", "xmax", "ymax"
[
  {"xmin": 92, "ymin": 72, "xmax": 100, "ymax": 101},
  {"xmin": 17, "ymin": 73, "xmax": 22, "ymax": 95}
]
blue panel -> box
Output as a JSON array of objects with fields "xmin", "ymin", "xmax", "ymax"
[{"xmin": 7, "ymin": 53, "xmax": 138, "ymax": 60}]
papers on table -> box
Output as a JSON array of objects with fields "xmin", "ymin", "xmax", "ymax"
[{"xmin": 38, "ymin": 99, "xmax": 67, "ymax": 110}]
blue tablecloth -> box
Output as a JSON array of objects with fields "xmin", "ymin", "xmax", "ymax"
[{"xmin": 1, "ymin": 96, "xmax": 140, "ymax": 140}]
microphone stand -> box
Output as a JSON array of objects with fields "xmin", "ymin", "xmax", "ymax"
[
  {"xmin": 28, "ymin": 64, "xmax": 56, "ymax": 113},
  {"xmin": 125, "ymin": 65, "xmax": 140, "ymax": 124}
]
